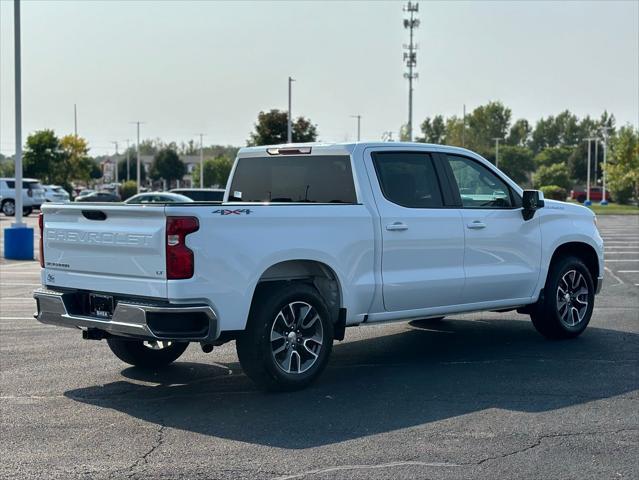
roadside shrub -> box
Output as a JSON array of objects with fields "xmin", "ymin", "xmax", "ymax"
[
  {"xmin": 533, "ymin": 163, "xmax": 571, "ymax": 191},
  {"xmin": 119, "ymin": 180, "xmax": 138, "ymax": 201},
  {"xmin": 539, "ymin": 185, "xmax": 567, "ymax": 201}
]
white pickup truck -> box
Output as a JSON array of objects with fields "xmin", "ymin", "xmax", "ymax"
[{"xmin": 35, "ymin": 142, "xmax": 604, "ymax": 391}]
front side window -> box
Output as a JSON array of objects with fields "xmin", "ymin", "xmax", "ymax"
[
  {"xmin": 229, "ymin": 155, "xmax": 357, "ymax": 203},
  {"xmin": 372, "ymin": 152, "xmax": 443, "ymax": 208},
  {"xmin": 446, "ymin": 155, "xmax": 513, "ymax": 208}
]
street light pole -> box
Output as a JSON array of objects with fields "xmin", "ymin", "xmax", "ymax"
[
  {"xmin": 493, "ymin": 138, "xmax": 503, "ymax": 168},
  {"xmin": 287, "ymin": 76, "xmax": 295, "ymax": 144},
  {"xmin": 198, "ymin": 133, "xmax": 204, "ymax": 187},
  {"xmin": 600, "ymin": 126, "xmax": 610, "ymax": 205},
  {"xmin": 350, "ymin": 115, "xmax": 361, "ymax": 141},
  {"xmin": 125, "ymin": 139, "xmax": 130, "ymax": 182},
  {"xmin": 584, "ymin": 137, "xmax": 596, "ymax": 205},
  {"xmin": 13, "ymin": 0, "xmax": 23, "ymax": 228},
  {"xmin": 111, "ymin": 141, "xmax": 119, "ymax": 184},
  {"xmin": 131, "ymin": 122, "xmax": 144, "ymax": 193}
]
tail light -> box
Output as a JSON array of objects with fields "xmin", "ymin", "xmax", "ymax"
[
  {"xmin": 166, "ymin": 216, "xmax": 199, "ymax": 279},
  {"xmin": 38, "ymin": 213, "xmax": 44, "ymax": 268}
]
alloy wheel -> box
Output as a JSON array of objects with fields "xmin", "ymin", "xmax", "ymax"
[
  {"xmin": 270, "ymin": 301, "xmax": 324, "ymax": 374},
  {"xmin": 556, "ymin": 270, "xmax": 590, "ymax": 327}
]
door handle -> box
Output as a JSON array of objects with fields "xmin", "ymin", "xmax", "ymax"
[
  {"xmin": 386, "ymin": 222, "xmax": 408, "ymax": 231},
  {"xmin": 467, "ymin": 221, "xmax": 486, "ymax": 230}
]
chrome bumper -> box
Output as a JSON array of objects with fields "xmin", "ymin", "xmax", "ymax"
[{"xmin": 33, "ymin": 288, "xmax": 218, "ymax": 341}]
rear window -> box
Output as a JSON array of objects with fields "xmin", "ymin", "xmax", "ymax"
[
  {"xmin": 229, "ymin": 155, "xmax": 357, "ymax": 203},
  {"xmin": 175, "ymin": 190, "xmax": 224, "ymax": 201}
]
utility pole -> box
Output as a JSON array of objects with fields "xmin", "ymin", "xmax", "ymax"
[
  {"xmin": 584, "ymin": 137, "xmax": 596, "ymax": 205},
  {"xmin": 125, "ymin": 139, "xmax": 130, "ymax": 182},
  {"xmin": 111, "ymin": 141, "xmax": 119, "ymax": 184},
  {"xmin": 350, "ymin": 115, "xmax": 361, "ymax": 141},
  {"xmin": 493, "ymin": 138, "xmax": 503, "ymax": 168},
  {"xmin": 74, "ymin": 104, "xmax": 78, "ymax": 137},
  {"xmin": 131, "ymin": 122, "xmax": 144, "ymax": 193},
  {"xmin": 197, "ymin": 133, "xmax": 205, "ymax": 187},
  {"xmin": 403, "ymin": 2, "xmax": 419, "ymax": 142},
  {"xmin": 600, "ymin": 126, "xmax": 610, "ymax": 205},
  {"xmin": 462, "ymin": 104, "xmax": 466, "ymax": 147},
  {"xmin": 287, "ymin": 76, "xmax": 295, "ymax": 143}
]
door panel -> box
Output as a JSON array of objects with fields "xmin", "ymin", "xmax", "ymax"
[
  {"xmin": 367, "ymin": 150, "xmax": 465, "ymax": 312},
  {"xmin": 443, "ymin": 153, "xmax": 542, "ymax": 303},
  {"xmin": 461, "ymin": 209, "xmax": 541, "ymax": 303}
]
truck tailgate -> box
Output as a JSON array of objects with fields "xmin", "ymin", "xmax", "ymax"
[{"xmin": 41, "ymin": 204, "xmax": 168, "ymax": 298}]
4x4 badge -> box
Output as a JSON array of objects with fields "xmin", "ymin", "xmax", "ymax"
[{"xmin": 212, "ymin": 209, "xmax": 252, "ymax": 215}]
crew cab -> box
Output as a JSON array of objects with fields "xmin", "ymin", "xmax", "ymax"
[{"xmin": 34, "ymin": 143, "xmax": 604, "ymax": 391}]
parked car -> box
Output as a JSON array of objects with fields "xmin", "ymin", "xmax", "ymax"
[
  {"xmin": 0, "ymin": 177, "xmax": 46, "ymax": 216},
  {"xmin": 43, "ymin": 185, "xmax": 70, "ymax": 203},
  {"xmin": 570, "ymin": 186, "xmax": 611, "ymax": 203},
  {"xmin": 124, "ymin": 192, "xmax": 194, "ymax": 204},
  {"xmin": 75, "ymin": 189, "xmax": 95, "ymax": 200},
  {"xmin": 74, "ymin": 191, "xmax": 121, "ymax": 202},
  {"xmin": 170, "ymin": 188, "xmax": 225, "ymax": 202},
  {"xmin": 35, "ymin": 142, "xmax": 604, "ymax": 391}
]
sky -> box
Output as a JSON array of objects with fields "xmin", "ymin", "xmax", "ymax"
[{"xmin": 0, "ymin": 0, "xmax": 638, "ymax": 156}]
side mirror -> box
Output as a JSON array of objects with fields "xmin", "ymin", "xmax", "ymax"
[{"xmin": 522, "ymin": 190, "xmax": 545, "ymax": 221}]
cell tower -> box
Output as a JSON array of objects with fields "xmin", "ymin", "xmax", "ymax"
[{"xmin": 403, "ymin": 2, "xmax": 419, "ymax": 142}]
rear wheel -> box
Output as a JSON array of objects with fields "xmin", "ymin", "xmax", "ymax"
[
  {"xmin": 236, "ymin": 283, "xmax": 334, "ymax": 391},
  {"xmin": 106, "ymin": 338, "xmax": 189, "ymax": 368},
  {"xmin": 530, "ymin": 256, "xmax": 594, "ymax": 339},
  {"xmin": 23, "ymin": 207, "xmax": 32, "ymax": 216},
  {"xmin": 2, "ymin": 200, "xmax": 15, "ymax": 216},
  {"xmin": 577, "ymin": 194, "xmax": 586, "ymax": 203}
]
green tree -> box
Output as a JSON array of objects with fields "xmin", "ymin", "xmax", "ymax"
[
  {"xmin": 60, "ymin": 134, "xmax": 92, "ymax": 182},
  {"xmin": 497, "ymin": 146, "xmax": 535, "ymax": 185},
  {"xmin": 0, "ymin": 159, "xmax": 15, "ymax": 177},
  {"xmin": 418, "ymin": 115, "xmax": 446, "ymax": 144},
  {"xmin": 534, "ymin": 146, "xmax": 575, "ymax": 168},
  {"xmin": 605, "ymin": 125, "xmax": 639, "ymax": 204},
  {"xmin": 149, "ymin": 148, "xmax": 185, "ymax": 183},
  {"xmin": 533, "ymin": 163, "xmax": 571, "ymax": 191},
  {"xmin": 466, "ymin": 101, "xmax": 511, "ymax": 151},
  {"xmin": 117, "ymin": 157, "xmax": 146, "ymax": 183},
  {"xmin": 119, "ymin": 180, "xmax": 138, "ymax": 201},
  {"xmin": 507, "ymin": 119, "xmax": 532, "ymax": 147},
  {"xmin": 248, "ymin": 109, "xmax": 318, "ymax": 146},
  {"xmin": 23, "ymin": 130, "xmax": 66, "ymax": 183},
  {"xmin": 443, "ymin": 116, "xmax": 465, "ymax": 147},
  {"xmin": 192, "ymin": 156, "xmax": 234, "ymax": 187}
]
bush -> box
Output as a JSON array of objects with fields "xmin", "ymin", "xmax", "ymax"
[
  {"xmin": 119, "ymin": 181, "xmax": 138, "ymax": 201},
  {"xmin": 539, "ymin": 185, "xmax": 567, "ymax": 201}
]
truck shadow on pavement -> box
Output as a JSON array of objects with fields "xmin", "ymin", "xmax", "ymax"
[{"xmin": 65, "ymin": 318, "xmax": 639, "ymax": 449}]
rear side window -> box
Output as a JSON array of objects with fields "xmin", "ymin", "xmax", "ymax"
[
  {"xmin": 372, "ymin": 152, "xmax": 444, "ymax": 208},
  {"xmin": 229, "ymin": 155, "xmax": 357, "ymax": 203},
  {"xmin": 5, "ymin": 181, "xmax": 42, "ymax": 189}
]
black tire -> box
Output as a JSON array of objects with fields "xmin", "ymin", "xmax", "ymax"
[
  {"xmin": 236, "ymin": 283, "xmax": 334, "ymax": 392},
  {"xmin": 23, "ymin": 207, "xmax": 32, "ymax": 216},
  {"xmin": 577, "ymin": 195, "xmax": 586, "ymax": 203},
  {"xmin": 1, "ymin": 200, "xmax": 15, "ymax": 216},
  {"xmin": 530, "ymin": 256, "xmax": 595, "ymax": 339},
  {"xmin": 106, "ymin": 338, "xmax": 188, "ymax": 368}
]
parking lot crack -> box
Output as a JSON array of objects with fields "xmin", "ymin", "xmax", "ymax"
[
  {"xmin": 125, "ymin": 423, "xmax": 166, "ymax": 479},
  {"xmin": 474, "ymin": 428, "xmax": 639, "ymax": 465}
]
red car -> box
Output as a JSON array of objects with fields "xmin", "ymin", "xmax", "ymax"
[{"xmin": 570, "ymin": 187, "xmax": 611, "ymax": 203}]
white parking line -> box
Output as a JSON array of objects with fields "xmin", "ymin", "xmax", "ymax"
[
  {"xmin": 618, "ymin": 270, "xmax": 639, "ymax": 273},
  {"xmin": 605, "ymin": 267, "xmax": 624, "ymax": 285},
  {"xmin": 605, "ymin": 259, "xmax": 639, "ymax": 262},
  {"xmin": 0, "ymin": 283, "xmax": 40, "ymax": 286}
]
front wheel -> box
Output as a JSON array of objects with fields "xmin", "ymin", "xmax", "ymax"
[
  {"xmin": 530, "ymin": 256, "xmax": 594, "ymax": 339},
  {"xmin": 106, "ymin": 338, "xmax": 188, "ymax": 368},
  {"xmin": 236, "ymin": 283, "xmax": 334, "ymax": 391}
]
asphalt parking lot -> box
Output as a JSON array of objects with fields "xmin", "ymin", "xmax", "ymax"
[{"xmin": 1, "ymin": 214, "xmax": 637, "ymax": 480}]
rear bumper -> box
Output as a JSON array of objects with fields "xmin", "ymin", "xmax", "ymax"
[{"xmin": 33, "ymin": 288, "xmax": 219, "ymax": 341}]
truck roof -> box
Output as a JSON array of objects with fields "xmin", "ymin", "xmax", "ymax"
[{"xmin": 237, "ymin": 142, "xmax": 480, "ymax": 158}]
